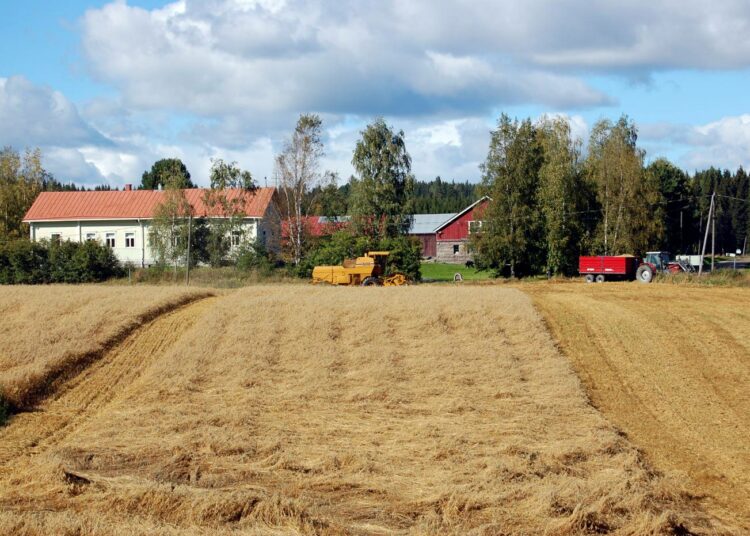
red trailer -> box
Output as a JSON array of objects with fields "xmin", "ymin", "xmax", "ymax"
[{"xmin": 578, "ymin": 255, "xmax": 652, "ymax": 283}]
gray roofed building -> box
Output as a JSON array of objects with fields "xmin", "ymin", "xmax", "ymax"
[{"xmin": 408, "ymin": 213, "xmax": 456, "ymax": 235}]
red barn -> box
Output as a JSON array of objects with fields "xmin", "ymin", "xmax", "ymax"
[{"xmin": 433, "ymin": 197, "xmax": 490, "ymax": 263}]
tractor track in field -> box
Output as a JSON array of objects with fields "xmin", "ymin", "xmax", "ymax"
[{"xmin": 0, "ymin": 297, "xmax": 216, "ymax": 469}]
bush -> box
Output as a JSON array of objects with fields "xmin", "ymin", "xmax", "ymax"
[
  {"xmin": 236, "ymin": 239, "xmax": 274, "ymax": 275},
  {"xmin": 0, "ymin": 239, "xmax": 123, "ymax": 284}
]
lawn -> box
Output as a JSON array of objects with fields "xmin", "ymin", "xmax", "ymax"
[{"xmin": 420, "ymin": 261, "xmax": 493, "ymax": 281}]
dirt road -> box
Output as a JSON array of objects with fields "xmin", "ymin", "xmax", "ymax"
[{"xmin": 528, "ymin": 282, "xmax": 750, "ymax": 530}]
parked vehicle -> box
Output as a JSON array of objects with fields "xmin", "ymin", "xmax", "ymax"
[
  {"xmin": 312, "ymin": 251, "xmax": 408, "ymax": 286},
  {"xmin": 578, "ymin": 251, "xmax": 689, "ymax": 283}
]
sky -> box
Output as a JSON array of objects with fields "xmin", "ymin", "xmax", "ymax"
[{"xmin": 2, "ymin": 0, "xmax": 750, "ymax": 188}]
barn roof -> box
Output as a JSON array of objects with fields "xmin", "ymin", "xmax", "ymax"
[
  {"xmin": 434, "ymin": 196, "xmax": 491, "ymax": 232},
  {"xmin": 409, "ymin": 213, "xmax": 457, "ymax": 234},
  {"xmin": 23, "ymin": 188, "xmax": 276, "ymax": 222}
]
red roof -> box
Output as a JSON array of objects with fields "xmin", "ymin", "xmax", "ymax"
[
  {"xmin": 23, "ymin": 188, "xmax": 276, "ymax": 222},
  {"xmin": 281, "ymin": 216, "xmax": 349, "ymax": 239}
]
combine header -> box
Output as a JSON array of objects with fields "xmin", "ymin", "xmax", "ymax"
[{"xmin": 312, "ymin": 251, "xmax": 408, "ymax": 286}]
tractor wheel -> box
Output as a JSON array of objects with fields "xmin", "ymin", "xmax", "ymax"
[
  {"xmin": 584, "ymin": 274, "xmax": 595, "ymax": 283},
  {"xmin": 361, "ymin": 276, "xmax": 380, "ymax": 286},
  {"xmin": 636, "ymin": 264, "xmax": 654, "ymax": 283},
  {"xmin": 595, "ymin": 274, "xmax": 606, "ymax": 283}
]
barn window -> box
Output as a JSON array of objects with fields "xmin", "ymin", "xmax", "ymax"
[
  {"xmin": 50, "ymin": 233, "xmax": 61, "ymax": 244},
  {"xmin": 231, "ymin": 230, "xmax": 243, "ymax": 246},
  {"xmin": 468, "ymin": 220, "xmax": 483, "ymax": 234},
  {"xmin": 125, "ymin": 233, "xmax": 135, "ymax": 248},
  {"xmin": 85, "ymin": 232, "xmax": 96, "ymax": 241},
  {"xmin": 453, "ymin": 244, "xmax": 460, "ymax": 255},
  {"xmin": 105, "ymin": 233, "xmax": 116, "ymax": 248}
]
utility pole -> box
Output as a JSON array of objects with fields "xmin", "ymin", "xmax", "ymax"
[
  {"xmin": 699, "ymin": 192, "xmax": 715, "ymax": 276},
  {"xmin": 185, "ymin": 214, "xmax": 192, "ymax": 286},
  {"xmin": 743, "ymin": 235, "xmax": 747, "ymax": 257},
  {"xmin": 711, "ymin": 199, "xmax": 716, "ymax": 274}
]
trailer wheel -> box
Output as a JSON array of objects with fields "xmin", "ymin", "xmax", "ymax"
[
  {"xmin": 636, "ymin": 264, "xmax": 654, "ymax": 283},
  {"xmin": 595, "ymin": 274, "xmax": 606, "ymax": 283},
  {"xmin": 584, "ymin": 274, "xmax": 595, "ymax": 283}
]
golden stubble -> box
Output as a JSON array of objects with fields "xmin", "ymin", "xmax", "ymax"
[
  {"xmin": 0, "ymin": 285, "xmax": 735, "ymax": 535},
  {"xmin": 528, "ymin": 281, "xmax": 750, "ymax": 532}
]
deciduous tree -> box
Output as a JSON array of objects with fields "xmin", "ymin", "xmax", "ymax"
[{"xmin": 350, "ymin": 119, "xmax": 414, "ymax": 240}]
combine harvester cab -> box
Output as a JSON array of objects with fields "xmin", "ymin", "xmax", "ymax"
[{"xmin": 312, "ymin": 251, "xmax": 408, "ymax": 286}]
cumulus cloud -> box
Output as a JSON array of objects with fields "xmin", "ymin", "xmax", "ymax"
[
  {"xmin": 637, "ymin": 115, "xmax": 750, "ymax": 171},
  {"xmin": 0, "ymin": 76, "xmax": 110, "ymax": 148},
  {"xmin": 80, "ymin": 0, "xmax": 616, "ymax": 123}
]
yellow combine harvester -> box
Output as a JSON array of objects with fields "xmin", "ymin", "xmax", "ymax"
[{"xmin": 312, "ymin": 251, "xmax": 408, "ymax": 286}]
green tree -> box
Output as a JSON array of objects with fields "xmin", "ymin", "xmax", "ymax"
[
  {"xmin": 140, "ymin": 158, "xmax": 194, "ymax": 190},
  {"xmin": 350, "ymin": 118, "xmax": 415, "ymax": 240},
  {"xmin": 586, "ymin": 116, "xmax": 662, "ymax": 255},
  {"xmin": 0, "ymin": 147, "xmax": 47, "ymax": 240},
  {"xmin": 200, "ymin": 159, "xmax": 255, "ymax": 266},
  {"xmin": 148, "ymin": 181, "xmax": 194, "ymax": 272},
  {"xmin": 473, "ymin": 115, "xmax": 543, "ymax": 277},
  {"xmin": 646, "ymin": 158, "xmax": 692, "ymax": 253},
  {"xmin": 537, "ymin": 116, "xmax": 591, "ymax": 275}
]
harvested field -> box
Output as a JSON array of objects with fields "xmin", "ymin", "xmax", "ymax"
[
  {"xmin": 528, "ymin": 282, "xmax": 750, "ymax": 532},
  {"xmin": 0, "ymin": 286, "xmax": 211, "ymax": 410},
  {"xmin": 0, "ymin": 286, "xmax": 730, "ymax": 534}
]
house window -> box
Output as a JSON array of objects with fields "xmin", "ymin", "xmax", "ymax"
[
  {"xmin": 453, "ymin": 244, "xmax": 460, "ymax": 255},
  {"xmin": 105, "ymin": 233, "xmax": 116, "ymax": 248},
  {"xmin": 231, "ymin": 230, "xmax": 242, "ymax": 247},
  {"xmin": 50, "ymin": 233, "xmax": 62, "ymax": 244},
  {"xmin": 85, "ymin": 232, "xmax": 96, "ymax": 241},
  {"xmin": 468, "ymin": 220, "xmax": 483, "ymax": 234},
  {"xmin": 125, "ymin": 233, "xmax": 135, "ymax": 248}
]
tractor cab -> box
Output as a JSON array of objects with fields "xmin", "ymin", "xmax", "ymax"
[{"xmin": 644, "ymin": 251, "xmax": 671, "ymax": 271}]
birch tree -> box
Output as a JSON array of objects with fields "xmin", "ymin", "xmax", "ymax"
[
  {"xmin": 275, "ymin": 114, "xmax": 324, "ymax": 265},
  {"xmin": 350, "ymin": 118, "xmax": 414, "ymax": 240},
  {"xmin": 586, "ymin": 116, "xmax": 661, "ymax": 255},
  {"xmin": 474, "ymin": 115, "xmax": 542, "ymax": 277},
  {"xmin": 537, "ymin": 116, "xmax": 590, "ymax": 275}
]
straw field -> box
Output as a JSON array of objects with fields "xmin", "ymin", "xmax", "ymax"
[
  {"xmin": 0, "ymin": 285, "xmax": 730, "ymax": 535},
  {"xmin": 528, "ymin": 282, "xmax": 750, "ymax": 532},
  {"xmin": 0, "ymin": 286, "xmax": 211, "ymax": 410}
]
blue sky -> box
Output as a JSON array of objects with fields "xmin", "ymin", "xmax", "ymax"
[{"xmin": 2, "ymin": 0, "xmax": 750, "ymax": 187}]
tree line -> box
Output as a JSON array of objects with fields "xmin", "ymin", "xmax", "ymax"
[
  {"xmin": 2, "ymin": 112, "xmax": 749, "ymax": 281},
  {"xmin": 472, "ymin": 114, "xmax": 749, "ymax": 277}
]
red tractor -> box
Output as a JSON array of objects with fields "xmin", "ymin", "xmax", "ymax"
[{"xmin": 579, "ymin": 251, "xmax": 690, "ymax": 283}]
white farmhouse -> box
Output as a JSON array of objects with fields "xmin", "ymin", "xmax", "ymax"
[{"xmin": 22, "ymin": 186, "xmax": 279, "ymax": 266}]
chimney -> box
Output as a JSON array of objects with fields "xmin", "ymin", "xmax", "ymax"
[{"xmin": 124, "ymin": 184, "xmax": 132, "ymax": 191}]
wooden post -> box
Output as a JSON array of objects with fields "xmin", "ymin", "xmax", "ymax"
[{"xmin": 185, "ymin": 215, "xmax": 192, "ymax": 286}]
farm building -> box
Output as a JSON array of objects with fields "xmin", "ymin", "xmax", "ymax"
[
  {"xmin": 411, "ymin": 197, "xmax": 490, "ymax": 263},
  {"xmin": 22, "ymin": 186, "xmax": 278, "ymax": 266},
  {"xmin": 277, "ymin": 198, "xmax": 490, "ymax": 264}
]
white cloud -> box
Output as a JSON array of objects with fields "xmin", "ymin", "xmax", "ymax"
[{"xmin": 0, "ymin": 76, "xmax": 109, "ymax": 148}]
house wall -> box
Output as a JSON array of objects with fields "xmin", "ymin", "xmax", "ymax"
[
  {"xmin": 436, "ymin": 240, "xmax": 473, "ymax": 264},
  {"xmin": 30, "ymin": 218, "xmax": 260, "ymax": 266}
]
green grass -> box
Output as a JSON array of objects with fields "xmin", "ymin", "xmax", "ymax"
[{"xmin": 420, "ymin": 262, "xmax": 493, "ymax": 281}]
